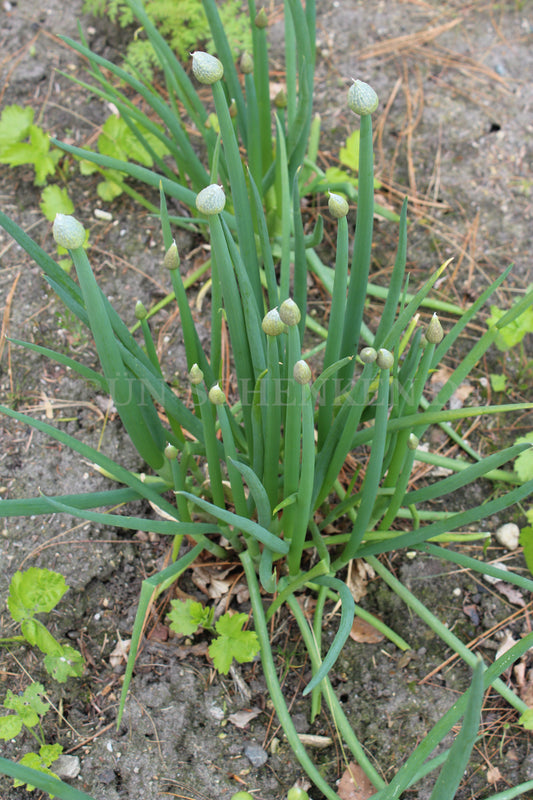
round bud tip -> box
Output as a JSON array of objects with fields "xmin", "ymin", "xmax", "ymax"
[
  {"xmin": 328, "ymin": 191, "xmax": 349, "ymax": 219},
  {"xmin": 293, "ymin": 360, "xmax": 312, "ymax": 385},
  {"xmin": 165, "ymin": 443, "xmax": 178, "ymax": 460},
  {"xmin": 52, "ymin": 213, "xmax": 86, "ymax": 250},
  {"xmin": 164, "ymin": 241, "xmax": 180, "ymax": 271},
  {"xmin": 192, "ymin": 51, "xmax": 223, "ymax": 84},
  {"xmin": 425, "ymin": 313, "xmax": 444, "ymax": 344},
  {"xmin": 407, "ymin": 433, "xmax": 419, "ymax": 451},
  {"xmin": 230, "ymin": 793, "xmax": 255, "ymax": 800},
  {"xmin": 196, "ymin": 184, "xmax": 226, "ymax": 215},
  {"xmin": 274, "ymin": 89, "xmax": 288, "ymax": 109},
  {"xmin": 360, "ymin": 346, "xmax": 377, "ymax": 364},
  {"xmin": 347, "ymin": 79, "xmax": 379, "ymax": 116},
  {"xmin": 208, "ymin": 384, "xmax": 226, "ymax": 405},
  {"xmin": 376, "ymin": 348, "xmax": 394, "ymax": 369},
  {"xmin": 287, "ymin": 788, "xmax": 310, "ymax": 800},
  {"xmin": 255, "ymin": 8, "xmax": 268, "ymax": 28},
  {"xmin": 240, "ymin": 52, "xmax": 253, "ymax": 74},
  {"xmin": 262, "ymin": 308, "xmax": 285, "ymax": 336},
  {"xmin": 189, "ymin": 363, "xmax": 204, "ymax": 385},
  {"xmin": 279, "ymin": 298, "xmax": 301, "ymax": 327},
  {"xmin": 134, "ymin": 300, "xmax": 147, "ymax": 320}
]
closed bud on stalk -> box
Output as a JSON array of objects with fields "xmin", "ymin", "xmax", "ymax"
[
  {"xmin": 189, "ymin": 363, "xmax": 204, "ymax": 385},
  {"xmin": 376, "ymin": 348, "xmax": 394, "ymax": 369},
  {"xmin": 293, "ymin": 359, "xmax": 312, "ymax": 385},
  {"xmin": 53, "ymin": 213, "xmax": 86, "ymax": 250},
  {"xmin": 262, "ymin": 308, "xmax": 285, "ymax": 336},
  {"xmin": 407, "ymin": 433, "xmax": 419, "ymax": 451},
  {"xmin": 279, "ymin": 298, "xmax": 301, "ymax": 327},
  {"xmin": 230, "ymin": 793, "xmax": 255, "ymax": 800},
  {"xmin": 347, "ymin": 79, "xmax": 379, "ymax": 116},
  {"xmin": 163, "ymin": 240, "xmax": 180, "ymax": 271},
  {"xmin": 425, "ymin": 313, "xmax": 444, "ymax": 344},
  {"xmin": 328, "ymin": 191, "xmax": 349, "ymax": 219},
  {"xmin": 360, "ymin": 346, "xmax": 377, "ymax": 364},
  {"xmin": 274, "ymin": 89, "xmax": 288, "ymax": 109},
  {"xmin": 255, "ymin": 8, "xmax": 268, "ymax": 28},
  {"xmin": 229, "ymin": 98, "xmax": 237, "ymax": 118},
  {"xmin": 134, "ymin": 300, "xmax": 147, "ymax": 320},
  {"xmin": 240, "ymin": 51, "xmax": 253, "ymax": 74},
  {"xmin": 165, "ymin": 443, "xmax": 178, "ymax": 460},
  {"xmin": 196, "ymin": 184, "xmax": 226, "ymax": 215},
  {"xmin": 208, "ymin": 383, "xmax": 226, "ymax": 405},
  {"xmin": 287, "ymin": 788, "xmax": 310, "ymax": 800},
  {"xmin": 192, "ymin": 51, "xmax": 223, "ymax": 84}
]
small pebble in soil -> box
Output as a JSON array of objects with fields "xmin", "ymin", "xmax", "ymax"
[{"xmin": 243, "ymin": 741, "xmax": 268, "ymax": 767}]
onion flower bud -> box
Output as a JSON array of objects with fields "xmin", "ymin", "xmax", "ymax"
[
  {"xmin": 192, "ymin": 51, "xmax": 223, "ymax": 84},
  {"xmin": 188, "ymin": 363, "xmax": 204, "ymax": 385},
  {"xmin": 274, "ymin": 89, "xmax": 288, "ymax": 109},
  {"xmin": 240, "ymin": 52, "xmax": 253, "ymax": 74},
  {"xmin": 164, "ymin": 443, "xmax": 178, "ymax": 460},
  {"xmin": 279, "ymin": 298, "xmax": 301, "ymax": 327},
  {"xmin": 262, "ymin": 308, "xmax": 285, "ymax": 336},
  {"xmin": 407, "ymin": 433, "xmax": 419, "ymax": 451},
  {"xmin": 376, "ymin": 348, "xmax": 394, "ymax": 369},
  {"xmin": 134, "ymin": 300, "xmax": 147, "ymax": 320},
  {"xmin": 360, "ymin": 346, "xmax": 377, "ymax": 364},
  {"xmin": 255, "ymin": 8, "xmax": 268, "ymax": 28},
  {"xmin": 347, "ymin": 79, "xmax": 379, "ymax": 116},
  {"xmin": 52, "ymin": 213, "xmax": 86, "ymax": 250},
  {"xmin": 287, "ymin": 788, "xmax": 310, "ymax": 800},
  {"xmin": 208, "ymin": 383, "xmax": 226, "ymax": 405},
  {"xmin": 425, "ymin": 313, "xmax": 444, "ymax": 344},
  {"xmin": 196, "ymin": 184, "xmax": 226, "ymax": 215},
  {"xmin": 163, "ymin": 240, "xmax": 180, "ymax": 271},
  {"xmin": 328, "ymin": 191, "xmax": 349, "ymax": 219},
  {"xmin": 293, "ymin": 360, "xmax": 312, "ymax": 385}
]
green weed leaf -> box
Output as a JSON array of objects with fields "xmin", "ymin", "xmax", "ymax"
[
  {"xmin": 514, "ymin": 434, "xmax": 533, "ymax": 482},
  {"xmin": 0, "ymin": 104, "xmax": 34, "ymax": 147},
  {"xmin": 0, "ymin": 714, "xmax": 23, "ymax": 740},
  {"xmin": 8, "ymin": 568, "xmax": 69, "ymax": 621},
  {"xmin": 168, "ymin": 598, "xmax": 214, "ymax": 636},
  {"xmin": 44, "ymin": 645, "xmax": 85, "ymax": 683},
  {"xmin": 519, "ymin": 526, "xmax": 533, "ymax": 578},
  {"xmin": 40, "ymin": 185, "xmax": 75, "ymax": 221},
  {"xmin": 489, "ymin": 373, "xmax": 507, "ymax": 392},
  {"xmin": 4, "ymin": 683, "xmax": 49, "ymax": 727},
  {"xmin": 14, "ymin": 746, "xmax": 62, "ymax": 793},
  {"xmin": 487, "ymin": 302, "xmax": 533, "ymax": 351},
  {"xmin": 519, "ymin": 708, "xmax": 533, "ymax": 730},
  {"xmin": 339, "ymin": 130, "xmax": 360, "ymax": 172},
  {"xmin": 8, "ymin": 568, "xmax": 67, "ymax": 620},
  {"xmin": 208, "ymin": 613, "xmax": 260, "ymax": 674}
]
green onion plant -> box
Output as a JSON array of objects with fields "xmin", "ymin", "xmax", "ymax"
[{"xmin": 1, "ymin": 2, "xmax": 533, "ymax": 798}]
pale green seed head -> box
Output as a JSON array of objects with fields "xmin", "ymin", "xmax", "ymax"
[
  {"xmin": 287, "ymin": 788, "xmax": 310, "ymax": 800},
  {"xmin": 407, "ymin": 433, "xmax": 420, "ymax": 451},
  {"xmin": 134, "ymin": 300, "xmax": 147, "ymax": 320},
  {"xmin": 255, "ymin": 8, "xmax": 268, "ymax": 28},
  {"xmin": 279, "ymin": 298, "xmax": 301, "ymax": 327},
  {"xmin": 347, "ymin": 79, "xmax": 379, "ymax": 116},
  {"xmin": 376, "ymin": 348, "xmax": 394, "ymax": 369},
  {"xmin": 165, "ymin": 443, "xmax": 178, "ymax": 460},
  {"xmin": 425, "ymin": 313, "xmax": 444, "ymax": 344},
  {"xmin": 208, "ymin": 383, "xmax": 226, "ymax": 405},
  {"xmin": 188, "ymin": 363, "xmax": 204, "ymax": 385},
  {"xmin": 360, "ymin": 346, "xmax": 377, "ymax": 364},
  {"xmin": 52, "ymin": 213, "xmax": 86, "ymax": 250},
  {"xmin": 293, "ymin": 360, "xmax": 312, "ymax": 385},
  {"xmin": 328, "ymin": 191, "xmax": 349, "ymax": 219},
  {"xmin": 192, "ymin": 51, "xmax": 223, "ymax": 84},
  {"xmin": 196, "ymin": 184, "xmax": 226, "ymax": 215},
  {"xmin": 262, "ymin": 308, "xmax": 285, "ymax": 336},
  {"xmin": 163, "ymin": 240, "xmax": 180, "ymax": 271},
  {"xmin": 240, "ymin": 51, "xmax": 253, "ymax": 74}
]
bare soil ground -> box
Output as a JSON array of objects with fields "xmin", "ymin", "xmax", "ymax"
[{"xmin": 1, "ymin": 1, "xmax": 532, "ymax": 799}]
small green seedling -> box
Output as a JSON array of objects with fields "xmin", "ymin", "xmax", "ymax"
[
  {"xmin": 0, "ymin": 682, "xmax": 63, "ymax": 794},
  {"xmin": 168, "ymin": 599, "xmax": 260, "ymax": 674},
  {"xmin": 487, "ymin": 297, "xmax": 533, "ymax": 351},
  {"xmin": 2, "ymin": 567, "xmax": 84, "ymax": 683}
]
